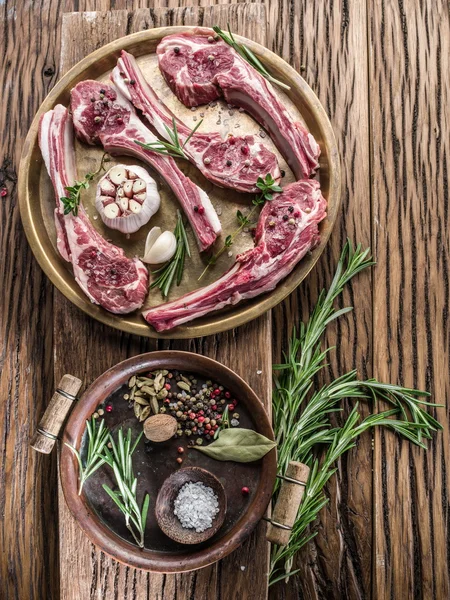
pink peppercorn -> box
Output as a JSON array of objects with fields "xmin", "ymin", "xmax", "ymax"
[
  {"xmin": 224, "ymin": 391, "xmax": 231, "ymax": 399},
  {"xmin": 228, "ymin": 403, "xmax": 235, "ymax": 411},
  {"xmin": 241, "ymin": 146, "xmax": 249, "ymax": 155},
  {"xmin": 213, "ymin": 388, "xmax": 220, "ymax": 396},
  {"xmin": 198, "ymin": 416, "xmax": 205, "ymax": 423},
  {"xmin": 105, "ymin": 404, "xmax": 113, "ymax": 413},
  {"xmin": 228, "ymin": 137, "xmax": 235, "ymax": 145},
  {"xmin": 0, "ymin": 188, "xmax": 7, "ymax": 197},
  {"xmin": 205, "ymin": 423, "xmax": 211, "ymax": 430},
  {"xmin": 241, "ymin": 487, "xmax": 250, "ymax": 495},
  {"xmin": 198, "ymin": 206, "xmax": 205, "ymax": 215},
  {"xmin": 212, "ymin": 404, "xmax": 217, "ymax": 410},
  {"xmin": 165, "ymin": 383, "xmax": 171, "ymax": 390}
]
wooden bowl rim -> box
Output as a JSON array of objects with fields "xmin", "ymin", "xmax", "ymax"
[
  {"xmin": 155, "ymin": 466, "xmax": 227, "ymax": 544},
  {"xmin": 18, "ymin": 25, "xmax": 341, "ymax": 339},
  {"xmin": 60, "ymin": 350, "xmax": 276, "ymax": 572}
]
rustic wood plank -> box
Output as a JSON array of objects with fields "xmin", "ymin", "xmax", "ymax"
[
  {"xmin": 55, "ymin": 5, "xmax": 272, "ymax": 600},
  {"xmin": 369, "ymin": 1, "xmax": 450, "ymax": 599},
  {"xmin": 268, "ymin": 1, "xmax": 373, "ymax": 598}
]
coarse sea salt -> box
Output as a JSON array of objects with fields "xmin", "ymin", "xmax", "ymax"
[{"xmin": 173, "ymin": 482, "xmax": 219, "ymax": 533}]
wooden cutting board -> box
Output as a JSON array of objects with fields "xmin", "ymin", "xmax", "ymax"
[{"xmin": 55, "ymin": 4, "xmax": 272, "ymax": 599}]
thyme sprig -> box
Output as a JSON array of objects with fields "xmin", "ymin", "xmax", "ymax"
[
  {"xmin": 134, "ymin": 118, "xmax": 203, "ymax": 159},
  {"xmin": 60, "ymin": 152, "xmax": 110, "ymax": 216},
  {"xmin": 212, "ymin": 25, "xmax": 291, "ymax": 91},
  {"xmin": 198, "ymin": 174, "xmax": 282, "ymax": 281},
  {"xmin": 151, "ymin": 210, "xmax": 191, "ymax": 298},
  {"xmin": 65, "ymin": 417, "xmax": 109, "ymax": 495},
  {"xmin": 269, "ymin": 241, "xmax": 443, "ymax": 584},
  {"xmin": 101, "ymin": 428, "xmax": 149, "ymax": 549}
]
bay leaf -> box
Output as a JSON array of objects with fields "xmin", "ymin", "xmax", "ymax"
[{"xmin": 193, "ymin": 428, "xmax": 276, "ymax": 462}]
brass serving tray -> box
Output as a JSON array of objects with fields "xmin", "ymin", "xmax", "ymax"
[{"xmin": 18, "ymin": 27, "xmax": 341, "ymax": 339}]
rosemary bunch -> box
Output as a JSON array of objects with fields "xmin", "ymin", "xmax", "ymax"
[
  {"xmin": 269, "ymin": 403, "xmax": 438, "ymax": 584},
  {"xmin": 151, "ymin": 210, "xmax": 191, "ymax": 298},
  {"xmin": 212, "ymin": 25, "xmax": 290, "ymax": 91},
  {"xmin": 198, "ymin": 174, "xmax": 282, "ymax": 281},
  {"xmin": 269, "ymin": 240, "xmax": 443, "ymax": 584},
  {"xmin": 65, "ymin": 417, "xmax": 109, "ymax": 495},
  {"xmin": 61, "ymin": 152, "xmax": 110, "ymax": 215},
  {"xmin": 102, "ymin": 428, "xmax": 150, "ymax": 548},
  {"xmin": 135, "ymin": 118, "xmax": 203, "ymax": 159}
]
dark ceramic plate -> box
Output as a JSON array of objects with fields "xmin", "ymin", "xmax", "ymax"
[{"xmin": 60, "ymin": 351, "xmax": 276, "ymax": 573}]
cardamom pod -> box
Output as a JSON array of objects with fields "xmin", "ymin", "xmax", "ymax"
[
  {"xmin": 140, "ymin": 405, "xmax": 151, "ymax": 421},
  {"xmin": 178, "ymin": 381, "xmax": 191, "ymax": 392},
  {"xmin": 134, "ymin": 396, "xmax": 150, "ymax": 406},
  {"xmin": 134, "ymin": 403, "xmax": 142, "ymax": 419},
  {"xmin": 128, "ymin": 375, "xmax": 136, "ymax": 388},
  {"xmin": 157, "ymin": 388, "xmax": 169, "ymax": 400},
  {"xmin": 154, "ymin": 373, "xmax": 163, "ymax": 391},
  {"xmin": 150, "ymin": 398, "xmax": 159, "ymax": 415}
]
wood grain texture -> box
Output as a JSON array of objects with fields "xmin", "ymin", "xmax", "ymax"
[
  {"xmin": 55, "ymin": 5, "xmax": 272, "ymax": 600},
  {"xmin": 369, "ymin": 1, "xmax": 450, "ymax": 599},
  {"xmin": 268, "ymin": 1, "xmax": 373, "ymax": 598}
]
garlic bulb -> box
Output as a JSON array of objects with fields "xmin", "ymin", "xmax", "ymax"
[
  {"xmin": 96, "ymin": 164, "xmax": 160, "ymax": 233},
  {"xmin": 142, "ymin": 227, "xmax": 177, "ymax": 264}
]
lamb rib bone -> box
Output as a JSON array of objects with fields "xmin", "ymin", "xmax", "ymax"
[
  {"xmin": 157, "ymin": 28, "xmax": 320, "ymax": 180},
  {"xmin": 39, "ymin": 104, "xmax": 149, "ymax": 314},
  {"xmin": 143, "ymin": 179, "xmax": 327, "ymax": 331},
  {"xmin": 112, "ymin": 50, "xmax": 281, "ymax": 194},
  {"xmin": 70, "ymin": 80, "xmax": 221, "ymax": 252}
]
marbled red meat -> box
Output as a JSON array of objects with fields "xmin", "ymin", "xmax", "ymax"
[
  {"xmin": 143, "ymin": 179, "xmax": 327, "ymax": 331},
  {"xmin": 112, "ymin": 50, "xmax": 281, "ymax": 193},
  {"xmin": 70, "ymin": 80, "xmax": 221, "ymax": 252},
  {"xmin": 157, "ymin": 29, "xmax": 320, "ymax": 179},
  {"xmin": 39, "ymin": 105, "xmax": 148, "ymax": 314}
]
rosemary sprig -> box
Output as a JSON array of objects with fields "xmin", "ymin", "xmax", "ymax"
[
  {"xmin": 212, "ymin": 24, "xmax": 291, "ymax": 91},
  {"xmin": 134, "ymin": 118, "xmax": 203, "ymax": 159},
  {"xmin": 65, "ymin": 417, "xmax": 109, "ymax": 495},
  {"xmin": 60, "ymin": 152, "xmax": 110, "ymax": 216},
  {"xmin": 101, "ymin": 428, "xmax": 149, "ymax": 549},
  {"xmin": 198, "ymin": 174, "xmax": 282, "ymax": 280},
  {"xmin": 151, "ymin": 210, "xmax": 191, "ymax": 298}
]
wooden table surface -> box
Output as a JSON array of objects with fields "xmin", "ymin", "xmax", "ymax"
[{"xmin": 1, "ymin": 1, "xmax": 449, "ymax": 599}]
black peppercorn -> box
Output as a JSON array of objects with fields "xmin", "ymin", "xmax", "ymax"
[
  {"xmin": 174, "ymin": 46, "xmax": 180, "ymax": 54},
  {"xmin": 281, "ymin": 169, "xmax": 286, "ymax": 177},
  {"xmin": 226, "ymin": 160, "xmax": 232, "ymax": 166},
  {"xmin": 288, "ymin": 206, "xmax": 294, "ymax": 213},
  {"xmin": 99, "ymin": 89, "xmax": 105, "ymax": 94},
  {"xmin": 130, "ymin": 79, "xmax": 135, "ymax": 85},
  {"xmin": 194, "ymin": 205, "xmax": 199, "ymax": 212},
  {"xmin": 283, "ymin": 214, "xmax": 289, "ymax": 221}
]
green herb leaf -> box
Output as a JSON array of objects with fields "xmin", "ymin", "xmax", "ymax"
[
  {"xmin": 60, "ymin": 153, "xmax": 109, "ymax": 216},
  {"xmin": 135, "ymin": 119, "xmax": 203, "ymax": 159},
  {"xmin": 151, "ymin": 210, "xmax": 191, "ymax": 298},
  {"xmin": 194, "ymin": 428, "xmax": 276, "ymax": 462},
  {"xmin": 212, "ymin": 25, "xmax": 290, "ymax": 91}
]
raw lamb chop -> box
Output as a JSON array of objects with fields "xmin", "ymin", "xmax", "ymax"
[
  {"xmin": 39, "ymin": 104, "xmax": 148, "ymax": 314},
  {"xmin": 143, "ymin": 179, "xmax": 326, "ymax": 331},
  {"xmin": 157, "ymin": 29, "xmax": 320, "ymax": 180},
  {"xmin": 70, "ymin": 81, "xmax": 221, "ymax": 252},
  {"xmin": 112, "ymin": 50, "xmax": 281, "ymax": 194}
]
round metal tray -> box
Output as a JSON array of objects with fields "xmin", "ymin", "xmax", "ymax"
[{"xmin": 18, "ymin": 27, "xmax": 341, "ymax": 338}]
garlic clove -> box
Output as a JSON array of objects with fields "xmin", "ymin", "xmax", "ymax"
[
  {"xmin": 99, "ymin": 195, "xmax": 115, "ymax": 206},
  {"xmin": 127, "ymin": 170, "xmax": 138, "ymax": 180},
  {"xmin": 108, "ymin": 165, "xmax": 128, "ymax": 185},
  {"xmin": 132, "ymin": 179, "xmax": 146, "ymax": 194},
  {"xmin": 123, "ymin": 181, "xmax": 134, "ymax": 198},
  {"xmin": 144, "ymin": 226, "xmax": 162, "ymax": 257},
  {"xmin": 118, "ymin": 197, "xmax": 129, "ymax": 211},
  {"xmin": 129, "ymin": 200, "xmax": 142, "ymax": 214},
  {"xmin": 99, "ymin": 179, "xmax": 116, "ymax": 196},
  {"xmin": 143, "ymin": 230, "xmax": 177, "ymax": 264},
  {"xmin": 133, "ymin": 192, "xmax": 147, "ymax": 202},
  {"xmin": 104, "ymin": 203, "xmax": 120, "ymax": 219}
]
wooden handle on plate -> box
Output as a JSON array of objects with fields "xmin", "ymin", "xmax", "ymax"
[
  {"xmin": 30, "ymin": 374, "xmax": 82, "ymax": 454},
  {"xmin": 266, "ymin": 461, "xmax": 310, "ymax": 546}
]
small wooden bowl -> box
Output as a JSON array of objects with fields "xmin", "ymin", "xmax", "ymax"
[{"xmin": 156, "ymin": 467, "xmax": 227, "ymax": 544}]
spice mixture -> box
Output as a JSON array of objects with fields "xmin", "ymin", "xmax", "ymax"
[
  {"xmin": 125, "ymin": 369, "xmax": 241, "ymax": 447},
  {"xmin": 173, "ymin": 482, "xmax": 219, "ymax": 532}
]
